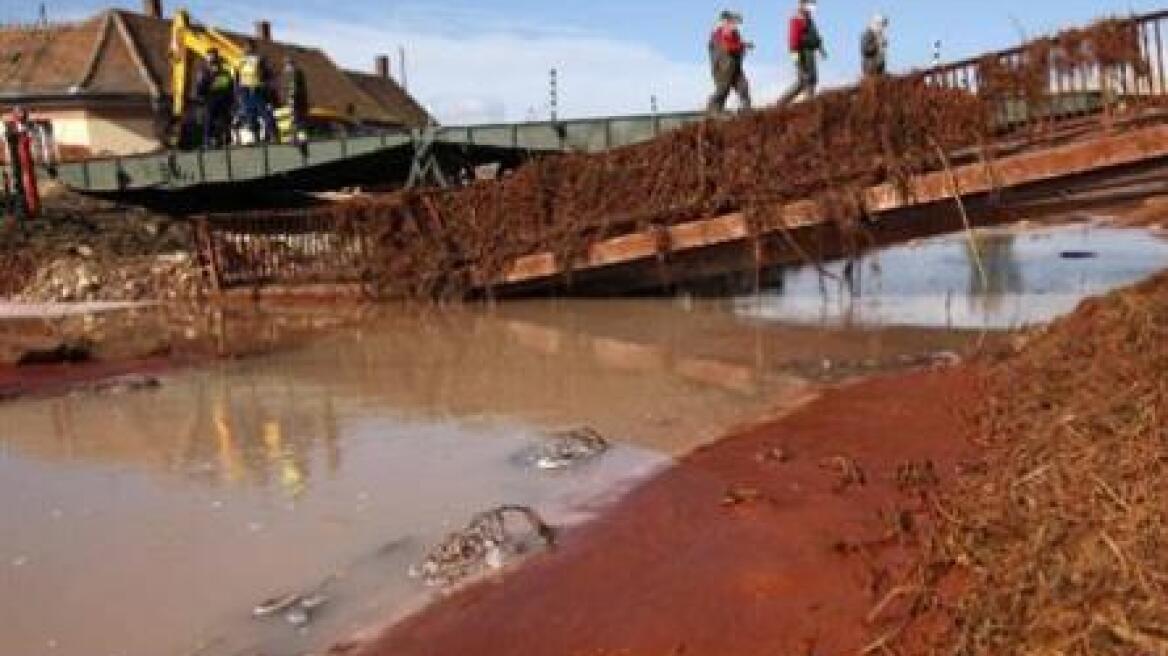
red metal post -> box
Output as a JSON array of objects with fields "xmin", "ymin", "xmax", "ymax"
[{"xmin": 2, "ymin": 117, "xmax": 25, "ymax": 221}]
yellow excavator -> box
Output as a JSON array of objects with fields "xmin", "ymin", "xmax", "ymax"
[{"xmin": 168, "ymin": 8, "xmax": 355, "ymax": 147}]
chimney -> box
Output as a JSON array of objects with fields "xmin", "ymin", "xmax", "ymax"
[
  {"xmin": 143, "ymin": 0, "xmax": 163, "ymax": 18},
  {"xmin": 255, "ymin": 20, "xmax": 272, "ymax": 42},
  {"xmin": 375, "ymin": 55, "xmax": 390, "ymax": 79}
]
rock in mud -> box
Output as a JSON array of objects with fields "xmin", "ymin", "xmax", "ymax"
[
  {"xmin": 411, "ymin": 505, "xmax": 555, "ymax": 587},
  {"xmin": 7, "ymin": 339, "xmax": 93, "ymax": 366},
  {"xmin": 529, "ymin": 426, "xmax": 610, "ymax": 470},
  {"xmin": 253, "ymin": 591, "xmax": 329, "ymax": 628}
]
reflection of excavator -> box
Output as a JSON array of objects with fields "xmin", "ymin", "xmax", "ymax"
[{"xmin": 168, "ymin": 8, "xmax": 356, "ymax": 147}]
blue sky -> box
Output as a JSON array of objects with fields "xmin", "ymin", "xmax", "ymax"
[{"xmin": 8, "ymin": 0, "xmax": 1163, "ymax": 122}]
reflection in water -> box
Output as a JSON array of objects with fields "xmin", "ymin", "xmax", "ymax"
[
  {"xmin": 740, "ymin": 224, "xmax": 1168, "ymax": 329},
  {"xmin": 967, "ymin": 231, "xmax": 1024, "ymax": 314}
]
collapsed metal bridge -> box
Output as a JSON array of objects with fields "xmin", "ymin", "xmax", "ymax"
[
  {"xmin": 48, "ymin": 10, "xmax": 1168, "ymax": 205},
  {"xmin": 57, "ymin": 10, "xmax": 1168, "ymax": 297},
  {"xmin": 49, "ymin": 111, "xmax": 705, "ymax": 206}
]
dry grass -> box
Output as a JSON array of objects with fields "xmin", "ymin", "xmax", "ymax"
[{"xmin": 900, "ymin": 273, "xmax": 1168, "ymax": 655}]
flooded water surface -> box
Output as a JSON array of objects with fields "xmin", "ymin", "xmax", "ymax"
[
  {"xmin": 1, "ymin": 223, "xmax": 1164, "ymax": 656},
  {"xmin": 739, "ymin": 223, "xmax": 1168, "ymax": 328}
]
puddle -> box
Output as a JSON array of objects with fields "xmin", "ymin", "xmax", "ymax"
[
  {"xmin": 0, "ymin": 222, "xmax": 1163, "ymax": 656},
  {"xmin": 0, "ymin": 304, "xmax": 976, "ymax": 656},
  {"xmin": 736, "ymin": 223, "xmax": 1168, "ymax": 329}
]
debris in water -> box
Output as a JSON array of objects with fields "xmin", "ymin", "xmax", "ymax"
[
  {"xmin": 530, "ymin": 426, "xmax": 610, "ymax": 470},
  {"xmin": 71, "ymin": 374, "xmax": 161, "ymax": 396},
  {"xmin": 411, "ymin": 505, "xmax": 556, "ymax": 587},
  {"xmin": 1059, "ymin": 250, "xmax": 1098, "ymax": 259},
  {"xmin": 253, "ymin": 593, "xmax": 302, "ymax": 618},
  {"xmin": 253, "ymin": 591, "xmax": 329, "ymax": 628}
]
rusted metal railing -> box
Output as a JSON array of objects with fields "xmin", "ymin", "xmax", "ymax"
[
  {"xmin": 195, "ymin": 211, "xmax": 373, "ymax": 292},
  {"xmin": 922, "ymin": 11, "xmax": 1168, "ymax": 130}
]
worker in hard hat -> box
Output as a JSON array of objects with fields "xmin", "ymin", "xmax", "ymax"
[
  {"xmin": 237, "ymin": 40, "xmax": 277, "ymax": 143},
  {"xmin": 707, "ymin": 10, "xmax": 754, "ymax": 115},
  {"xmin": 194, "ymin": 48, "xmax": 235, "ymax": 147},
  {"xmin": 861, "ymin": 13, "xmax": 890, "ymax": 77},
  {"xmin": 777, "ymin": 0, "xmax": 827, "ymax": 107}
]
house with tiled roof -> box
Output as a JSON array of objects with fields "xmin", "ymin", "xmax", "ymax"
[{"xmin": 0, "ymin": 0, "xmax": 433, "ymax": 157}]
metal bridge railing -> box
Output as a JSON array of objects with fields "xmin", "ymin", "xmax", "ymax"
[
  {"xmin": 195, "ymin": 211, "xmax": 372, "ymax": 291},
  {"xmin": 921, "ymin": 11, "xmax": 1168, "ymax": 130}
]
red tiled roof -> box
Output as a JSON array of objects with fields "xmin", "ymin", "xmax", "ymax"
[
  {"xmin": 0, "ymin": 8, "xmax": 431, "ymax": 126},
  {"xmin": 0, "ymin": 15, "xmax": 135, "ymax": 96},
  {"xmin": 345, "ymin": 70, "xmax": 433, "ymax": 128}
]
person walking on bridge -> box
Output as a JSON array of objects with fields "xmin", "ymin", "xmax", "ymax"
[
  {"xmin": 777, "ymin": 0, "xmax": 827, "ymax": 107},
  {"xmin": 707, "ymin": 10, "xmax": 754, "ymax": 115},
  {"xmin": 861, "ymin": 13, "xmax": 890, "ymax": 77}
]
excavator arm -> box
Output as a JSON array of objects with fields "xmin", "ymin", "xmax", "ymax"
[{"xmin": 167, "ymin": 8, "xmax": 359, "ymax": 146}]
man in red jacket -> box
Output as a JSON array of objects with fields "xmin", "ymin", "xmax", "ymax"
[
  {"xmin": 707, "ymin": 10, "xmax": 754, "ymax": 115},
  {"xmin": 778, "ymin": 0, "xmax": 827, "ymax": 107}
]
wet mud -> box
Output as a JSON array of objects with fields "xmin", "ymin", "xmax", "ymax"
[{"xmin": 356, "ymin": 367, "xmax": 982, "ymax": 656}]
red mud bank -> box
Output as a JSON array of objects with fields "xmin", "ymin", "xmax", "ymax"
[
  {"xmin": 0, "ymin": 304, "xmax": 361, "ymax": 400},
  {"xmin": 0, "ymin": 357, "xmax": 177, "ymax": 399},
  {"xmin": 357, "ymin": 367, "xmax": 983, "ymax": 656}
]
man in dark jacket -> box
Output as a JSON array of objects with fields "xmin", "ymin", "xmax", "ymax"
[
  {"xmin": 281, "ymin": 56, "xmax": 309, "ymax": 143},
  {"xmin": 706, "ymin": 10, "xmax": 754, "ymax": 115},
  {"xmin": 861, "ymin": 14, "xmax": 889, "ymax": 77},
  {"xmin": 195, "ymin": 48, "xmax": 235, "ymax": 147},
  {"xmin": 777, "ymin": 0, "xmax": 827, "ymax": 107}
]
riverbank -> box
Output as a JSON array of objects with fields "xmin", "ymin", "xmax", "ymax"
[
  {"xmin": 0, "ymin": 302, "xmax": 362, "ymax": 399},
  {"xmin": 348, "ymin": 364, "xmax": 983, "ymax": 656},
  {"xmin": 349, "ymin": 271, "xmax": 1168, "ymax": 656}
]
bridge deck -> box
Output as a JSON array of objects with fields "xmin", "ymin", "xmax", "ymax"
[
  {"xmin": 485, "ymin": 118, "xmax": 1168, "ymax": 295},
  {"xmin": 48, "ymin": 112, "xmax": 706, "ymax": 196}
]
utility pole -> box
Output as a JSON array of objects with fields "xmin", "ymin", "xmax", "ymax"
[
  {"xmin": 398, "ymin": 46, "xmax": 408, "ymax": 91},
  {"xmin": 651, "ymin": 95, "xmax": 659, "ymax": 115},
  {"xmin": 549, "ymin": 68, "xmax": 558, "ymax": 122}
]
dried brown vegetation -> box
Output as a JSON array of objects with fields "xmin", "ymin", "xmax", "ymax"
[
  {"xmin": 341, "ymin": 77, "xmax": 989, "ymax": 299},
  {"xmin": 895, "ymin": 273, "xmax": 1168, "ymax": 654},
  {"xmin": 312, "ymin": 19, "xmax": 1150, "ymax": 300}
]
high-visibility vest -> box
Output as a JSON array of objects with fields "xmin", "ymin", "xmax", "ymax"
[
  {"xmin": 209, "ymin": 65, "xmax": 233, "ymax": 94},
  {"xmin": 239, "ymin": 55, "xmax": 262, "ymax": 89}
]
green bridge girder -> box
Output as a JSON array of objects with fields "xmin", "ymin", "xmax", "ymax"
[{"xmin": 50, "ymin": 111, "xmax": 707, "ymax": 195}]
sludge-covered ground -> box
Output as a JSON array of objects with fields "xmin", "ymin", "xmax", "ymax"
[{"xmin": 884, "ymin": 275, "xmax": 1168, "ymax": 655}]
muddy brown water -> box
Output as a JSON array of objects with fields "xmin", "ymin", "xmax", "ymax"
[{"xmin": 0, "ymin": 223, "xmax": 1164, "ymax": 656}]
